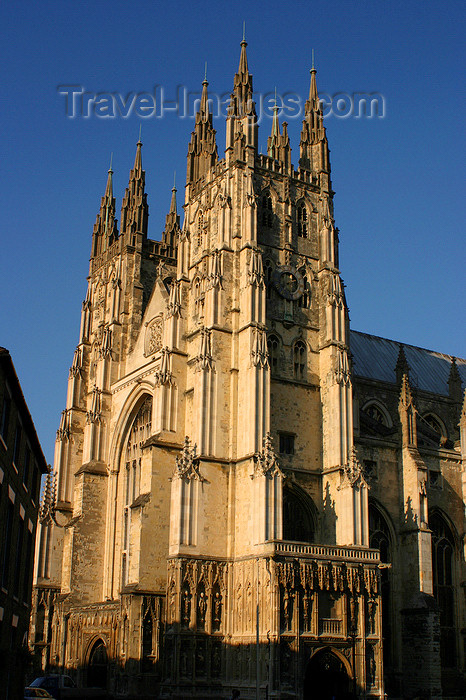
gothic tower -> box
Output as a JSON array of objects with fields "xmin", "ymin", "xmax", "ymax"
[{"xmin": 30, "ymin": 39, "xmax": 465, "ymax": 700}]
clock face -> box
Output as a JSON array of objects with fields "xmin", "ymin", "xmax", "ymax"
[{"xmin": 272, "ymin": 265, "xmax": 305, "ymax": 300}]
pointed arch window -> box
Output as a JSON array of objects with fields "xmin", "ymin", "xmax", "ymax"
[
  {"xmin": 121, "ymin": 397, "xmax": 152, "ymax": 589},
  {"xmin": 267, "ymin": 334, "xmax": 280, "ymax": 374},
  {"xmin": 261, "ymin": 194, "xmax": 273, "ymax": 227},
  {"xmin": 142, "ymin": 598, "xmax": 156, "ymax": 671},
  {"xmin": 298, "ymin": 268, "xmax": 310, "ymax": 308},
  {"xmin": 430, "ymin": 512, "xmax": 456, "ymax": 667},
  {"xmin": 293, "ymin": 340, "xmax": 306, "ymax": 380},
  {"xmin": 297, "ymin": 201, "xmax": 308, "ymax": 238},
  {"xmin": 283, "ymin": 485, "xmax": 315, "ymax": 542}
]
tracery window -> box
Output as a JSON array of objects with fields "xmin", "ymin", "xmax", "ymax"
[
  {"xmin": 261, "ymin": 194, "xmax": 273, "ymax": 227},
  {"xmin": 293, "ymin": 340, "xmax": 306, "ymax": 380},
  {"xmin": 363, "ymin": 402, "xmax": 389, "ymax": 426},
  {"xmin": 369, "ymin": 504, "xmax": 392, "ymax": 665},
  {"xmin": 297, "ymin": 201, "xmax": 308, "ymax": 238},
  {"xmin": 267, "ymin": 334, "xmax": 280, "ymax": 374},
  {"xmin": 430, "ymin": 512, "xmax": 456, "ymax": 667},
  {"xmin": 121, "ymin": 397, "xmax": 152, "ymax": 588}
]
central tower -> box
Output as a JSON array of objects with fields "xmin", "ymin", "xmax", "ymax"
[{"xmin": 32, "ymin": 40, "xmax": 383, "ymax": 699}]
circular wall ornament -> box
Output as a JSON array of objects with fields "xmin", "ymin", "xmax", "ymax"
[{"xmin": 272, "ymin": 265, "xmax": 305, "ymax": 300}]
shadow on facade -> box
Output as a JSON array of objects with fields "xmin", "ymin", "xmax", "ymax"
[{"xmin": 37, "ymin": 634, "xmax": 367, "ymax": 700}]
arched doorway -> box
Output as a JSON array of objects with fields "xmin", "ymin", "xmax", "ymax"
[
  {"xmin": 87, "ymin": 638, "xmax": 108, "ymax": 689},
  {"xmin": 303, "ymin": 648, "xmax": 351, "ymax": 700}
]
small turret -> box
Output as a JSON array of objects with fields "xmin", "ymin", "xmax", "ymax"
[
  {"xmin": 299, "ymin": 56, "xmax": 330, "ymax": 174},
  {"xmin": 267, "ymin": 92, "xmax": 291, "ymax": 171},
  {"xmin": 120, "ymin": 138, "xmax": 149, "ymax": 243},
  {"xmin": 186, "ymin": 73, "xmax": 218, "ymax": 188},
  {"xmin": 91, "ymin": 160, "xmax": 118, "ymax": 258},
  {"xmin": 162, "ymin": 177, "xmax": 180, "ymax": 257},
  {"xmin": 226, "ymin": 35, "xmax": 258, "ymax": 160}
]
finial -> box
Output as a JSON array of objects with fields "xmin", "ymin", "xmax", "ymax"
[
  {"xmin": 138, "ymin": 123, "xmax": 142, "ymax": 144},
  {"xmin": 109, "ymin": 152, "xmax": 113, "ymax": 173},
  {"xmin": 173, "ymin": 170, "xmax": 176, "ymax": 191},
  {"xmin": 312, "ymin": 49, "xmax": 315, "ymax": 70},
  {"xmin": 204, "ymin": 61, "xmax": 208, "ymax": 83},
  {"xmin": 242, "ymin": 21, "xmax": 246, "ymax": 42}
]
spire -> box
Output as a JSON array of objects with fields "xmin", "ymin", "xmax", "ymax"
[
  {"xmin": 169, "ymin": 173, "xmax": 177, "ymax": 214},
  {"xmin": 134, "ymin": 135, "xmax": 142, "ymax": 172},
  {"xmin": 105, "ymin": 156, "xmax": 113, "ymax": 197},
  {"xmin": 267, "ymin": 90, "xmax": 280, "ymax": 158},
  {"xmin": 299, "ymin": 57, "xmax": 329, "ymax": 173},
  {"xmin": 120, "ymin": 138, "xmax": 148, "ymax": 241},
  {"xmin": 91, "ymin": 158, "xmax": 118, "ymax": 258},
  {"xmin": 200, "ymin": 75, "xmax": 210, "ymax": 121},
  {"xmin": 186, "ymin": 75, "xmax": 218, "ymax": 187},
  {"xmin": 238, "ymin": 37, "xmax": 248, "ymax": 75}
]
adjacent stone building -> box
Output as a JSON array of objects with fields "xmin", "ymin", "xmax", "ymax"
[
  {"xmin": 30, "ymin": 41, "xmax": 465, "ymax": 699},
  {"xmin": 0, "ymin": 347, "xmax": 48, "ymax": 700}
]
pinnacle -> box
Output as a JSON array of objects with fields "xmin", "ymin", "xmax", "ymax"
[
  {"xmin": 200, "ymin": 76, "xmax": 209, "ymax": 120},
  {"xmin": 169, "ymin": 184, "xmax": 177, "ymax": 215},
  {"xmin": 239, "ymin": 39, "xmax": 248, "ymax": 75},
  {"xmin": 104, "ymin": 165, "xmax": 113, "ymax": 198},
  {"xmin": 134, "ymin": 138, "xmax": 142, "ymax": 172},
  {"xmin": 309, "ymin": 65, "xmax": 318, "ymax": 103}
]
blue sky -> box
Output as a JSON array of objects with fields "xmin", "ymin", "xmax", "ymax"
[{"xmin": 1, "ymin": 0, "xmax": 465, "ymax": 464}]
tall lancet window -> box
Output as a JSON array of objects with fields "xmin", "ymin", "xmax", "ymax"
[
  {"xmin": 430, "ymin": 512, "xmax": 456, "ymax": 667},
  {"xmin": 297, "ymin": 201, "xmax": 308, "ymax": 238},
  {"xmin": 121, "ymin": 397, "xmax": 152, "ymax": 588}
]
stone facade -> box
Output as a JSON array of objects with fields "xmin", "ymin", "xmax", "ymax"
[{"xmin": 30, "ymin": 41, "xmax": 465, "ymax": 699}]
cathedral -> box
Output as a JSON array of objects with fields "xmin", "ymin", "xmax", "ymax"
[{"xmin": 30, "ymin": 40, "xmax": 465, "ymax": 700}]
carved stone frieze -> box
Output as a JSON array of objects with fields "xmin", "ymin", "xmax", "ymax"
[{"xmin": 145, "ymin": 315, "xmax": 164, "ymax": 356}]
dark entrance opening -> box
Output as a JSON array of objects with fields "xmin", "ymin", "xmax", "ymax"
[
  {"xmin": 87, "ymin": 639, "xmax": 108, "ymax": 689},
  {"xmin": 303, "ymin": 648, "xmax": 351, "ymax": 700}
]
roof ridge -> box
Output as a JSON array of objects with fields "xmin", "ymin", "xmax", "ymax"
[{"xmin": 350, "ymin": 329, "xmax": 465, "ymax": 363}]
